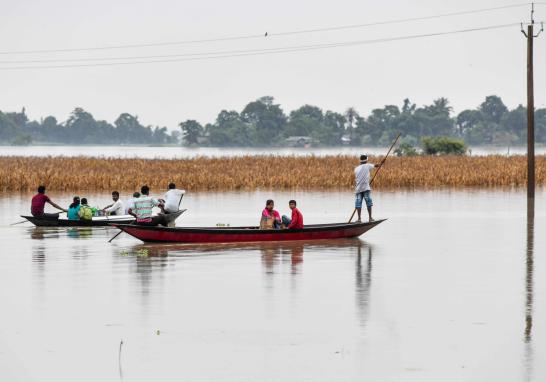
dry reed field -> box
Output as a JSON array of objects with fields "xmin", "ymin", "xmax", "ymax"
[{"xmin": 0, "ymin": 155, "xmax": 545, "ymax": 192}]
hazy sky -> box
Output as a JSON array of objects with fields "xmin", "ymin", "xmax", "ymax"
[{"xmin": 0, "ymin": 0, "xmax": 544, "ymax": 130}]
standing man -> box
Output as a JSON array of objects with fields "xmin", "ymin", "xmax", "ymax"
[
  {"xmin": 102, "ymin": 191, "xmax": 125, "ymax": 216},
  {"xmin": 128, "ymin": 185, "xmax": 165, "ymax": 225},
  {"xmin": 30, "ymin": 185, "xmax": 67, "ymax": 217},
  {"xmin": 354, "ymin": 154, "xmax": 384, "ymax": 223}
]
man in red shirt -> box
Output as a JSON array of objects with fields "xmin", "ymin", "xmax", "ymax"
[
  {"xmin": 282, "ymin": 200, "xmax": 304, "ymax": 229},
  {"xmin": 31, "ymin": 185, "xmax": 67, "ymax": 217}
]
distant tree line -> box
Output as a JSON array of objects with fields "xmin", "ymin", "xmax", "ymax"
[
  {"xmin": 0, "ymin": 108, "xmax": 177, "ymax": 145},
  {"xmin": 179, "ymin": 95, "xmax": 546, "ymax": 147},
  {"xmin": 1, "ymin": 95, "xmax": 545, "ymax": 146}
]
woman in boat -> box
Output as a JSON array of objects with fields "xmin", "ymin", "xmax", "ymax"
[
  {"xmin": 67, "ymin": 196, "xmax": 81, "ymax": 220},
  {"xmin": 260, "ymin": 199, "xmax": 282, "ymax": 229}
]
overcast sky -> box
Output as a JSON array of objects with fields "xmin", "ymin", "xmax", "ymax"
[{"xmin": 0, "ymin": 0, "xmax": 544, "ymax": 130}]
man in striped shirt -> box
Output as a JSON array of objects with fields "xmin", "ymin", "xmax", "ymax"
[{"xmin": 128, "ymin": 185, "xmax": 165, "ymax": 225}]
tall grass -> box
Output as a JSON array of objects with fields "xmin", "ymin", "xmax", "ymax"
[{"xmin": 0, "ymin": 155, "xmax": 544, "ymax": 192}]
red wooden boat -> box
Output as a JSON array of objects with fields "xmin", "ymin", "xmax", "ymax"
[{"xmin": 111, "ymin": 219, "xmax": 386, "ymax": 243}]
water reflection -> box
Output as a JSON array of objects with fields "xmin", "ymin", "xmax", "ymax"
[
  {"xmin": 29, "ymin": 227, "xmax": 60, "ymax": 241},
  {"xmin": 524, "ymin": 198, "xmax": 534, "ymax": 381},
  {"xmin": 356, "ymin": 243, "xmax": 373, "ymax": 332},
  {"xmin": 261, "ymin": 242, "xmax": 304, "ymax": 275}
]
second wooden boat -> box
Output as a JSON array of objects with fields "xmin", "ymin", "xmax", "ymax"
[{"xmin": 111, "ymin": 219, "xmax": 386, "ymax": 243}]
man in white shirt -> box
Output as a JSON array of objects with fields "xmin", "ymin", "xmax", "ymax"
[
  {"xmin": 124, "ymin": 192, "xmax": 140, "ymax": 215},
  {"xmin": 102, "ymin": 191, "xmax": 125, "ymax": 216},
  {"xmin": 163, "ymin": 182, "xmax": 186, "ymax": 213},
  {"xmin": 354, "ymin": 154, "xmax": 384, "ymax": 222}
]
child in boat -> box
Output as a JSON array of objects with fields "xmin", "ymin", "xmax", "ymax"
[
  {"xmin": 67, "ymin": 196, "xmax": 81, "ymax": 220},
  {"xmin": 260, "ymin": 199, "xmax": 282, "ymax": 229},
  {"xmin": 282, "ymin": 200, "xmax": 304, "ymax": 229},
  {"xmin": 78, "ymin": 198, "xmax": 93, "ymax": 220}
]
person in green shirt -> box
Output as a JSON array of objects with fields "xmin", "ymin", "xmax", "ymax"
[{"xmin": 78, "ymin": 198, "xmax": 93, "ymax": 220}]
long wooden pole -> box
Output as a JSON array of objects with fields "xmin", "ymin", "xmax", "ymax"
[
  {"xmin": 370, "ymin": 133, "xmax": 401, "ymax": 186},
  {"xmin": 527, "ymin": 24, "xmax": 535, "ymax": 199},
  {"xmin": 348, "ymin": 133, "xmax": 401, "ymax": 223}
]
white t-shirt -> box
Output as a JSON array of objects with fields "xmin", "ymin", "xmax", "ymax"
[
  {"xmin": 125, "ymin": 198, "xmax": 136, "ymax": 214},
  {"xmin": 354, "ymin": 163, "xmax": 375, "ymax": 193},
  {"xmin": 164, "ymin": 189, "xmax": 185, "ymax": 212},
  {"xmin": 105, "ymin": 200, "xmax": 125, "ymax": 216}
]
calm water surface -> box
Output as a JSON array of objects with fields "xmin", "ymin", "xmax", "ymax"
[
  {"xmin": 0, "ymin": 189, "xmax": 545, "ymax": 381},
  {"xmin": 0, "ymin": 145, "xmax": 544, "ymax": 158}
]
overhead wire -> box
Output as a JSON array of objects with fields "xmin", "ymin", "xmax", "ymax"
[
  {"xmin": 0, "ymin": 23, "xmax": 522, "ymax": 70},
  {"xmin": 0, "ymin": 2, "xmax": 531, "ymax": 55}
]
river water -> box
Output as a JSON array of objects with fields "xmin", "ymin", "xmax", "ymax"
[
  {"xmin": 0, "ymin": 189, "xmax": 545, "ymax": 381},
  {"xmin": 1, "ymin": 145, "xmax": 544, "ymax": 158}
]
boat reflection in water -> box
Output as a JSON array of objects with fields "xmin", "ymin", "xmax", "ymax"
[{"xmin": 125, "ymin": 238, "xmax": 366, "ymax": 264}]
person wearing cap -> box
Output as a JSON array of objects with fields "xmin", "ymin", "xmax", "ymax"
[{"xmin": 354, "ymin": 154, "xmax": 384, "ymax": 222}]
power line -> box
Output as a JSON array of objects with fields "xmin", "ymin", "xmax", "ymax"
[
  {"xmin": 0, "ymin": 3, "xmax": 530, "ymax": 56},
  {"xmin": 0, "ymin": 22, "xmax": 522, "ymax": 65},
  {"xmin": 0, "ymin": 23, "xmax": 520, "ymax": 70}
]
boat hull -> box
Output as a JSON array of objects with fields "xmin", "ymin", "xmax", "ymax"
[
  {"xmin": 113, "ymin": 219, "xmax": 385, "ymax": 243},
  {"xmin": 21, "ymin": 210, "xmax": 185, "ymax": 227}
]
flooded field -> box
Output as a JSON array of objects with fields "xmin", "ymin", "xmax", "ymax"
[
  {"xmin": 1, "ymin": 189, "xmax": 545, "ymax": 381},
  {"xmin": 1, "ymin": 145, "xmax": 545, "ymax": 159}
]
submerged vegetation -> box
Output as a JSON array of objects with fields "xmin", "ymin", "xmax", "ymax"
[{"xmin": 1, "ymin": 155, "xmax": 544, "ymax": 192}]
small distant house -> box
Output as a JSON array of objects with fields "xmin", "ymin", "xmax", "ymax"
[
  {"xmin": 341, "ymin": 134, "xmax": 351, "ymax": 145},
  {"xmin": 285, "ymin": 136, "xmax": 316, "ymax": 147}
]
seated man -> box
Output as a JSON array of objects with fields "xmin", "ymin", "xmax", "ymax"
[
  {"xmin": 67, "ymin": 196, "xmax": 81, "ymax": 220},
  {"xmin": 102, "ymin": 191, "xmax": 124, "ymax": 216},
  {"xmin": 282, "ymin": 200, "xmax": 304, "ymax": 229},
  {"xmin": 78, "ymin": 198, "xmax": 93, "ymax": 221},
  {"xmin": 128, "ymin": 185, "xmax": 165, "ymax": 225},
  {"xmin": 125, "ymin": 192, "xmax": 140, "ymax": 215},
  {"xmin": 163, "ymin": 183, "xmax": 186, "ymax": 214},
  {"xmin": 260, "ymin": 199, "xmax": 282, "ymax": 229},
  {"xmin": 31, "ymin": 185, "xmax": 67, "ymax": 217}
]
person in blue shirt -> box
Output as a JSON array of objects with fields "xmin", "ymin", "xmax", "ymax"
[{"xmin": 67, "ymin": 196, "xmax": 81, "ymax": 220}]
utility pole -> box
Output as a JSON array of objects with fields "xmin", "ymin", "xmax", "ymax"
[{"xmin": 521, "ymin": 4, "xmax": 543, "ymax": 199}]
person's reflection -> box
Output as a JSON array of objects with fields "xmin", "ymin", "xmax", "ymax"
[
  {"xmin": 67, "ymin": 227, "xmax": 93, "ymax": 239},
  {"xmin": 261, "ymin": 243, "xmax": 304, "ymax": 275},
  {"xmin": 355, "ymin": 241, "xmax": 373, "ymax": 332},
  {"xmin": 121, "ymin": 245, "xmax": 168, "ymax": 323},
  {"xmin": 29, "ymin": 227, "xmax": 60, "ymax": 240},
  {"xmin": 289, "ymin": 244, "xmax": 303, "ymax": 274},
  {"xmin": 524, "ymin": 198, "xmax": 534, "ymax": 381},
  {"xmin": 261, "ymin": 245, "xmax": 280, "ymax": 274}
]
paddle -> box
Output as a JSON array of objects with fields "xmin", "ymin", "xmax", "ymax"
[
  {"xmin": 348, "ymin": 133, "xmax": 401, "ymax": 223},
  {"xmin": 108, "ymin": 228, "xmax": 124, "ymax": 243},
  {"xmin": 10, "ymin": 220, "xmax": 28, "ymax": 225}
]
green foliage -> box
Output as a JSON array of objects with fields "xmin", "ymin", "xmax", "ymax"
[
  {"xmin": 394, "ymin": 142, "xmax": 419, "ymax": 156},
  {"xmin": 421, "ymin": 136, "xmax": 467, "ymax": 156},
  {"xmin": 0, "ymin": 108, "xmax": 174, "ymax": 145},
  {"xmin": 179, "ymin": 120, "xmax": 203, "ymax": 146},
  {"xmin": 0, "ymin": 94, "xmax": 542, "ymax": 147},
  {"xmin": 10, "ymin": 134, "xmax": 32, "ymax": 146}
]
